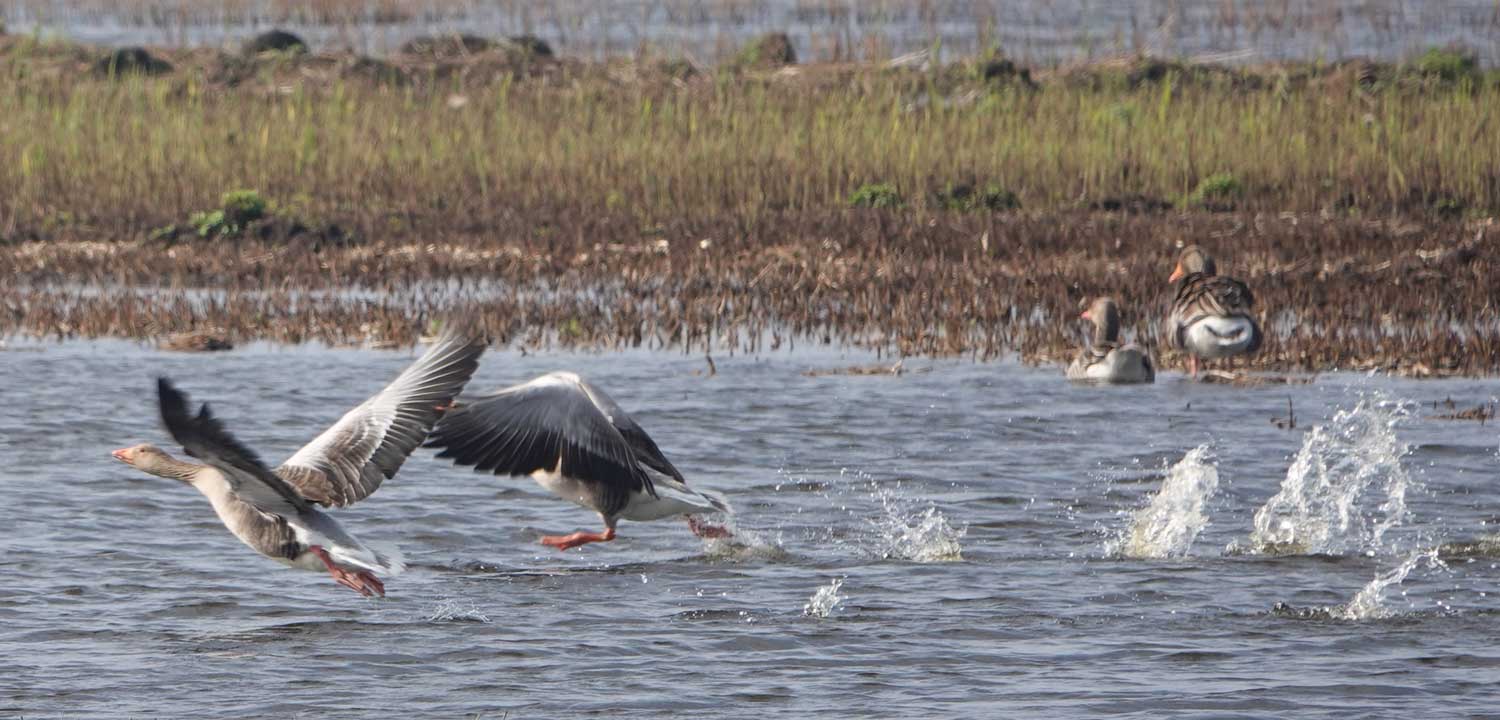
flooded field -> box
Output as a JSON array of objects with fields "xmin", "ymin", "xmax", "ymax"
[
  {"xmin": 7, "ymin": 212, "xmax": 1498, "ymax": 375},
  {"xmin": 2, "ymin": 341, "xmax": 1499, "ymax": 716},
  {"xmin": 4, "ymin": 2, "xmax": 1500, "ymax": 714}
]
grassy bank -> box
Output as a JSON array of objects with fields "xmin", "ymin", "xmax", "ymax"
[
  {"xmin": 2, "ymin": 37, "xmax": 1499, "ymax": 234},
  {"xmin": 2, "ymin": 37, "xmax": 1498, "ymax": 374}
]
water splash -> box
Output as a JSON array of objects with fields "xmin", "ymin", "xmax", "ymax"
[
  {"xmin": 424, "ymin": 600, "xmax": 492, "ymax": 623},
  {"xmin": 866, "ymin": 485, "xmax": 965, "ymax": 562},
  {"xmin": 1335, "ymin": 548, "xmax": 1446, "ymax": 620},
  {"xmin": 803, "ymin": 578, "xmax": 846, "ymax": 618},
  {"xmin": 1244, "ymin": 396, "xmax": 1413, "ymax": 556},
  {"xmin": 701, "ymin": 519, "xmax": 791, "ymax": 563},
  {"xmin": 1437, "ymin": 534, "xmax": 1500, "ymax": 558},
  {"xmin": 1106, "ymin": 445, "xmax": 1219, "ymax": 559}
]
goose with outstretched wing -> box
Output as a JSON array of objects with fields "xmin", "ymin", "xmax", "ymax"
[
  {"xmin": 112, "ymin": 329, "xmax": 485, "ymax": 596},
  {"xmin": 424, "ymin": 371, "xmax": 732, "ymax": 551}
]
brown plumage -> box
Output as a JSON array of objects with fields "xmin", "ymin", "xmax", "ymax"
[
  {"xmin": 111, "ymin": 327, "xmax": 486, "ymax": 597},
  {"xmin": 1067, "ymin": 297, "xmax": 1154, "ymax": 383},
  {"xmin": 1166, "ymin": 246, "xmax": 1262, "ymax": 377}
]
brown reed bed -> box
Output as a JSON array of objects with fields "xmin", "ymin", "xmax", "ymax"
[
  {"xmin": 1, "ymin": 36, "xmax": 1498, "ymax": 374},
  {"xmin": 4, "ymin": 211, "xmax": 1497, "ymax": 376}
]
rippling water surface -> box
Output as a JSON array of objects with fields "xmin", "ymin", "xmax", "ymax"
[
  {"xmin": 3, "ymin": 340, "xmax": 1500, "ymax": 717},
  {"xmin": 5, "ymin": 0, "xmax": 1500, "ymax": 65}
]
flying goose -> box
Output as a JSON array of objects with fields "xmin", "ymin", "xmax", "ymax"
[
  {"xmin": 424, "ymin": 371, "xmax": 731, "ymax": 551},
  {"xmin": 1166, "ymin": 245, "xmax": 1263, "ymax": 377},
  {"xmin": 1067, "ymin": 297, "xmax": 1155, "ymax": 383},
  {"xmin": 111, "ymin": 330, "xmax": 485, "ymax": 596}
]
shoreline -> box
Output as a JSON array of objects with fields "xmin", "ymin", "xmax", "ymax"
[{"xmin": 6, "ymin": 212, "xmax": 1495, "ymax": 377}]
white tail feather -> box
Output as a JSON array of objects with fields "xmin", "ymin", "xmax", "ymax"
[
  {"xmin": 330, "ymin": 542, "xmax": 405, "ymax": 576},
  {"xmin": 694, "ymin": 487, "xmax": 732, "ymax": 515},
  {"xmin": 622, "ymin": 478, "xmax": 732, "ymax": 522}
]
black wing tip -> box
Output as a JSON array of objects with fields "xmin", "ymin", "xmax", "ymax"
[
  {"xmin": 156, "ymin": 376, "xmax": 218, "ymax": 422},
  {"xmin": 157, "ymin": 375, "xmax": 182, "ymax": 401},
  {"xmin": 156, "ymin": 376, "xmax": 193, "ymax": 423}
]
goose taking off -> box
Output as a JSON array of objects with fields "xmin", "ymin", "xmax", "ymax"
[
  {"xmin": 112, "ymin": 330, "xmax": 485, "ymax": 597},
  {"xmin": 1067, "ymin": 297, "xmax": 1155, "ymax": 384},
  {"xmin": 424, "ymin": 371, "xmax": 731, "ymax": 551},
  {"xmin": 1166, "ymin": 245, "xmax": 1262, "ymax": 378}
]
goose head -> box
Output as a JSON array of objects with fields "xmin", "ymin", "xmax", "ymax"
[
  {"xmin": 1169, "ymin": 245, "xmax": 1217, "ymax": 282},
  {"xmin": 1080, "ymin": 297, "xmax": 1122, "ymax": 345},
  {"xmin": 112, "ymin": 443, "xmax": 196, "ymax": 482}
]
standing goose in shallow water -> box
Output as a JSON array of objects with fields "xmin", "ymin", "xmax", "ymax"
[
  {"xmin": 1166, "ymin": 245, "xmax": 1262, "ymax": 378},
  {"xmin": 1067, "ymin": 297, "xmax": 1155, "ymax": 384},
  {"xmin": 112, "ymin": 330, "xmax": 485, "ymax": 596},
  {"xmin": 424, "ymin": 371, "xmax": 732, "ymax": 551}
]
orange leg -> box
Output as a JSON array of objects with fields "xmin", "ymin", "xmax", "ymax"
[
  {"xmin": 686, "ymin": 515, "xmax": 731, "ymax": 539},
  {"xmin": 308, "ymin": 545, "xmax": 384, "ymax": 597},
  {"xmin": 540, "ymin": 527, "xmax": 616, "ymax": 551},
  {"xmin": 1188, "ymin": 355, "xmax": 1200, "ymax": 379}
]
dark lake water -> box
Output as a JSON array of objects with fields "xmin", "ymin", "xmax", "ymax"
[
  {"xmin": 3, "ymin": 339, "xmax": 1499, "ymax": 717},
  {"xmin": 3, "ymin": 0, "xmax": 1499, "ymax": 66}
]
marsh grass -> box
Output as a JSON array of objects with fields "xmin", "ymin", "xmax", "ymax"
[{"xmin": 2, "ymin": 38, "xmax": 1499, "ymax": 240}]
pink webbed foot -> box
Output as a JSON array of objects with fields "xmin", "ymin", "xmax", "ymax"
[
  {"xmin": 354, "ymin": 571, "xmax": 385, "ymax": 597},
  {"xmin": 308, "ymin": 545, "xmax": 384, "ymax": 597},
  {"xmin": 686, "ymin": 515, "xmax": 731, "ymax": 539},
  {"xmin": 539, "ymin": 528, "xmax": 616, "ymax": 551}
]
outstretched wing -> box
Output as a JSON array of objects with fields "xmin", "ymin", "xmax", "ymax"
[
  {"xmin": 275, "ymin": 328, "xmax": 486, "ymax": 507},
  {"xmin": 424, "ymin": 372, "xmax": 657, "ymax": 516},
  {"xmin": 157, "ymin": 377, "xmax": 310, "ymax": 517},
  {"xmin": 577, "ymin": 376, "xmax": 687, "ymax": 484}
]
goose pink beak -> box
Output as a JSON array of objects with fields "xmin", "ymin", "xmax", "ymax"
[
  {"xmin": 111, "ymin": 448, "xmax": 130, "ymax": 463},
  {"xmin": 1080, "ymin": 310, "xmax": 1091, "ymax": 320},
  {"xmin": 1168, "ymin": 263, "xmax": 1185, "ymax": 283}
]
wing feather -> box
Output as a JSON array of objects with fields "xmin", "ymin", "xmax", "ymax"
[
  {"xmin": 568, "ymin": 376, "xmax": 685, "ymax": 483},
  {"xmin": 275, "ymin": 327, "xmax": 485, "ymax": 507},
  {"xmin": 425, "ymin": 372, "xmax": 659, "ymax": 515},
  {"xmin": 156, "ymin": 378, "xmax": 310, "ymax": 517}
]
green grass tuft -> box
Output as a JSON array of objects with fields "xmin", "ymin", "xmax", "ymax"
[
  {"xmin": 849, "ymin": 183, "xmax": 903, "ymax": 209},
  {"xmin": 189, "ymin": 189, "xmax": 269, "ymax": 238},
  {"xmin": 1414, "ymin": 47, "xmax": 1477, "ymax": 82},
  {"xmin": 1187, "ymin": 173, "xmax": 1243, "ymax": 208}
]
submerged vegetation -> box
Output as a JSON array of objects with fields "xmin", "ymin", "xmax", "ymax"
[{"xmin": 0, "ymin": 33, "xmax": 1497, "ymax": 373}]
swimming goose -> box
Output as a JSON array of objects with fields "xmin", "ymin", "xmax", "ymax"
[
  {"xmin": 424, "ymin": 371, "xmax": 731, "ymax": 551},
  {"xmin": 1067, "ymin": 297, "xmax": 1155, "ymax": 383},
  {"xmin": 1166, "ymin": 245, "xmax": 1262, "ymax": 377},
  {"xmin": 112, "ymin": 330, "xmax": 485, "ymax": 596}
]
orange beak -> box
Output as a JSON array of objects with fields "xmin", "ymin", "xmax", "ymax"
[
  {"xmin": 1168, "ymin": 262, "xmax": 1185, "ymax": 283},
  {"xmin": 111, "ymin": 448, "xmax": 129, "ymax": 463}
]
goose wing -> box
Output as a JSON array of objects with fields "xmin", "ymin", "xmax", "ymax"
[
  {"xmin": 574, "ymin": 376, "xmax": 687, "ymax": 484},
  {"xmin": 157, "ymin": 378, "xmax": 310, "ymax": 517},
  {"xmin": 425, "ymin": 372, "xmax": 658, "ymax": 506},
  {"xmin": 275, "ymin": 328, "xmax": 486, "ymax": 507}
]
